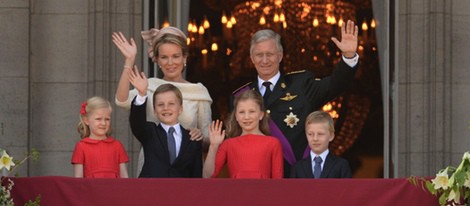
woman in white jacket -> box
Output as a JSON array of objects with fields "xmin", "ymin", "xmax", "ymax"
[{"xmin": 112, "ymin": 27, "xmax": 212, "ymax": 176}]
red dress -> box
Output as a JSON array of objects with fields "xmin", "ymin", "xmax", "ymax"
[
  {"xmin": 71, "ymin": 137, "xmax": 129, "ymax": 178},
  {"xmin": 212, "ymin": 134, "xmax": 283, "ymax": 179}
]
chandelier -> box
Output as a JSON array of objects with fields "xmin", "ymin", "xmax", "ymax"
[
  {"xmin": 186, "ymin": 0, "xmax": 378, "ymax": 76},
  {"xmin": 223, "ymin": 0, "xmax": 356, "ymax": 74}
]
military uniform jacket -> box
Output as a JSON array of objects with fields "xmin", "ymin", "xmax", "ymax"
[{"xmin": 232, "ymin": 59, "xmax": 357, "ymax": 176}]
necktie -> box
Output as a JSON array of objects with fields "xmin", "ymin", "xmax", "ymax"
[
  {"xmin": 262, "ymin": 81, "xmax": 272, "ymax": 104},
  {"xmin": 167, "ymin": 127, "xmax": 177, "ymax": 164},
  {"xmin": 313, "ymin": 156, "xmax": 323, "ymax": 179}
]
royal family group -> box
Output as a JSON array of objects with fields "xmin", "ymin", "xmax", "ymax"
[{"xmin": 72, "ymin": 21, "xmax": 360, "ymax": 179}]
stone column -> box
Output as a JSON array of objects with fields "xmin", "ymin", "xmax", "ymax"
[
  {"xmin": 0, "ymin": 0, "xmax": 30, "ymax": 175},
  {"xmin": 27, "ymin": 0, "xmax": 142, "ymax": 177},
  {"xmin": 397, "ymin": 0, "xmax": 470, "ymax": 177}
]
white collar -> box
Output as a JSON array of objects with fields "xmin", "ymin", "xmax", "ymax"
[
  {"xmin": 257, "ymin": 71, "xmax": 280, "ymax": 90},
  {"xmin": 310, "ymin": 149, "xmax": 329, "ymax": 163},
  {"xmin": 160, "ymin": 123, "xmax": 181, "ymax": 135}
]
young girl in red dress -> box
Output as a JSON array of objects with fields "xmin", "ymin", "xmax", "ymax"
[
  {"xmin": 203, "ymin": 90, "xmax": 283, "ymax": 179},
  {"xmin": 71, "ymin": 96, "xmax": 129, "ymax": 178}
]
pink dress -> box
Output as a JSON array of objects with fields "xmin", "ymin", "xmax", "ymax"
[
  {"xmin": 71, "ymin": 137, "xmax": 129, "ymax": 178},
  {"xmin": 212, "ymin": 134, "xmax": 283, "ymax": 179}
]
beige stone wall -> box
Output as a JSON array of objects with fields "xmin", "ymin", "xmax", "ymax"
[
  {"xmin": 0, "ymin": 0, "xmax": 30, "ymax": 175},
  {"xmin": 0, "ymin": 0, "xmax": 143, "ymax": 177},
  {"xmin": 397, "ymin": 0, "xmax": 470, "ymax": 177}
]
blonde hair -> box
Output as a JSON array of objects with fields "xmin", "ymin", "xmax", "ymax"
[
  {"xmin": 305, "ymin": 111, "xmax": 335, "ymax": 134},
  {"xmin": 77, "ymin": 96, "xmax": 113, "ymax": 138},
  {"xmin": 226, "ymin": 90, "xmax": 270, "ymax": 138},
  {"xmin": 153, "ymin": 33, "xmax": 189, "ymax": 58}
]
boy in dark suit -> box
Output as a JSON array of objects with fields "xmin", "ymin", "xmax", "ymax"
[
  {"xmin": 290, "ymin": 111, "xmax": 351, "ymax": 178},
  {"xmin": 128, "ymin": 67, "xmax": 202, "ymax": 178}
]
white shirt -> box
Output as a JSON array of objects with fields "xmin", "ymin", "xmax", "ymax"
[
  {"xmin": 134, "ymin": 94, "xmax": 183, "ymax": 157},
  {"xmin": 310, "ymin": 149, "xmax": 329, "ymax": 175},
  {"xmin": 342, "ymin": 54, "xmax": 359, "ymax": 68},
  {"xmin": 257, "ymin": 72, "xmax": 280, "ymax": 96},
  {"xmin": 160, "ymin": 123, "xmax": 183, "ymax": 157}
]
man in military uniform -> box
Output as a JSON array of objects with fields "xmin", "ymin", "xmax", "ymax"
[{"xmin": 232, "ymin": 20, "xmax": 359, "ymax": 177}]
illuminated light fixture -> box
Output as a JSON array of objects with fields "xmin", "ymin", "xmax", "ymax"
[
  {"xmin": 230, "ymin": 16, "xmax": 237, "ymax": 25},
  {"xmin": 203, "ymin": 16, "xmax": 210, "ymax": 29},
  {"xmin": 187, "ymin": 22, "xmax": 193, "ymax": 32},
  {"xmin": 198, "ymin": 26, "xmax": 205, "ymax": 35},
  {"xmin": 279, "ymin": 13, "xmax": 285, "ymax": 22},
  {"xmin": 312, "ymin": 18, "xmax": 319, "ymax": 27},
  {"xmin": 211, "ymin": 43, "xmax": 218, "ymax": 52},
  {"xmin": 221, "ymin": 12, "xmax": 228, "ymax": 24},
  {"xmin": 362, "ymin": 20, "xmax": 368, "ymax": 31},
  {"xmin": 338, "ymin": 18, "xmax": 344, "ymax": 27},
  {"xmin": 162, "ymin": 20, "xmax": 170, "ymax": 28},
  {"xmin": 259, "ymin": 15, "xmax": 266, "ymax": 25},
  {"xmin": 191, "ymin": 22, "xmax": 198, "ymax": 33},
  {"xmin": 226, "ymin": 21, "xmax": 233, "ymax": 29}
]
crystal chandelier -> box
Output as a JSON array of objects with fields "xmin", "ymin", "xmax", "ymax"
[{"xmin": 226, "ymin": 0, "xmax": 356, "ymax": 74}]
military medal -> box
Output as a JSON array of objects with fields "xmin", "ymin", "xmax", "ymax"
[
  {"xmin": 280, "ymin": 93, "xmax": 297, "ymax": 101},
  {"xmin": 281, "ymin": 83, "xmax": 286, "ymax": 88},
  {"xmin": 284, "ymin": 112, "xmax": 299, "ymax": 128}
]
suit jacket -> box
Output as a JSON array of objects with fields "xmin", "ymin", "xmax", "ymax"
[
  {"xmin": 232, "ymin": 59, "xmax": 356, "ymax": 177},
  {"xmin": 290, "ymin": 152, "xmax": 352, "ymax": 178},
  {"xmin": 130, "ymin": 97, "xmax": 202, "ymax": 178}
]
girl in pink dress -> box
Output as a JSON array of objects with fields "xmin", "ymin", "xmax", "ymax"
[
  {"xmin": 71, "ymin": 96, "xmax": 129, "ymax": 178},
  {"xmin": 203, "ymin": 90, "xmax": 283, "ymax": 179}
]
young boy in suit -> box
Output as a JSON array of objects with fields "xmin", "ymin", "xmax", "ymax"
[
  {"xmin": 290, "ymin": 111, "xmax": 351, "ymax": 178},
  {"xmin": 128, "ymin": 67, "xmax": 202, "ymax": 178}
]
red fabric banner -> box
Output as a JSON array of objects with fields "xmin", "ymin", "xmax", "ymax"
[{"xmin": 8, "ymin": 176, "xmax": 438, "ymax": 206}]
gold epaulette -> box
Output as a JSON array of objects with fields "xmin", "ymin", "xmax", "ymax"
[
  {"xmin": 285, "ymin": 70, "xmax": 306, "ymax": 75},
  {"xmin": 286, "ymin": 70, "xmax": 321, "ymax": 80},
  {"xmin": 232, "ymin": 82, "xmax": 252, "ymax": 95}
]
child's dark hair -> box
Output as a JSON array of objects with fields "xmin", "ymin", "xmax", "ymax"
[
  {"xmin": 226, "ymin": 90, "xmax": 270, "ymax": 137},
  {"xmin": 77, "ymin": 96, "xmax": 113, "ymax": 138},
  {"xmin": 152, "ymin": 83, "xmax": 183, "ymax": 109}
]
